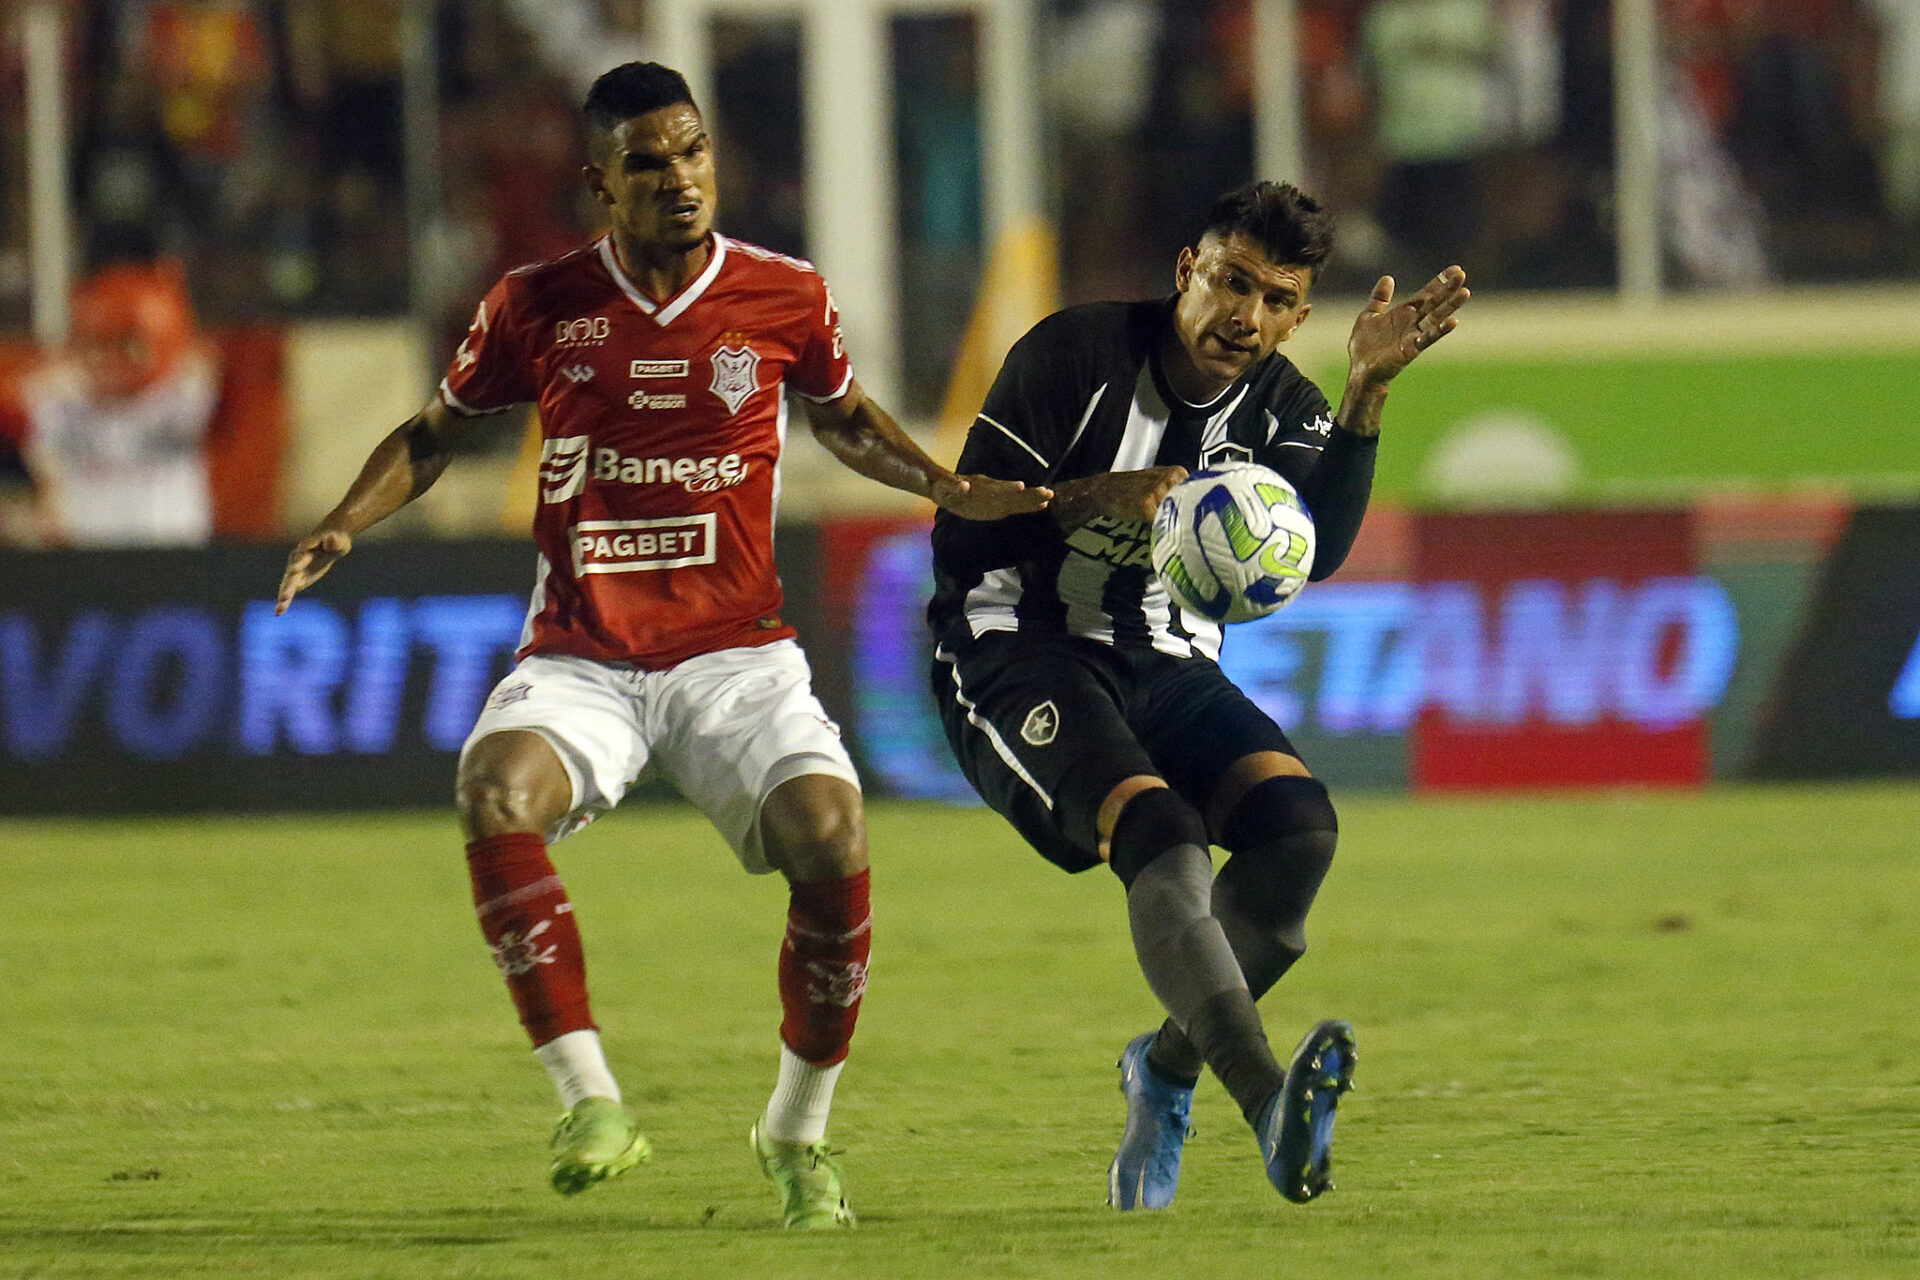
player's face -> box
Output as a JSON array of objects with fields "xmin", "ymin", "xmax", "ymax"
[
  {"xmin": 587, "ymin": 103, "xmax": 717, "ymax": 253},
  {"xmin": 1169, "ymin": 233, "xmax": 1313, "ymax": 394}
]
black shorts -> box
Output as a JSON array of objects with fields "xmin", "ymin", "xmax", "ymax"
[{"xmin": 932, "ymin": 631, "xmax": 1300, "ymax": 873}]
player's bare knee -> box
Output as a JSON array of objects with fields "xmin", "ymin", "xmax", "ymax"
[
  {"xmin": 457, "ymin": 773, "xmax": 548, "ymax": 838},
  {"xmin": 456, "ymin": 734, "xmax": 571, "ymax": 839},
  {"xmin": 761, "ymin": 774, "xmax": 867, "ymax": 883}
]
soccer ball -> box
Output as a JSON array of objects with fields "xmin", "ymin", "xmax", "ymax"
[{"xmin": 1150, "ymin": 462, "xmax": 1316, "ymax": 623}]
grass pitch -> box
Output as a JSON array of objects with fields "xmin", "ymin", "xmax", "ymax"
[{"xmin": 3, "ymin": 785, "xmax": 1917, "ymax": 1279}]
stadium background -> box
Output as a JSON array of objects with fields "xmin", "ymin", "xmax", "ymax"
[
  {"xmin": 3, "ymin": 6, "xmax": 1919, "ymax": 1276},
  {"xmin": 2, "ymin": 0, "xmax": 1917, "ymax": 811}
]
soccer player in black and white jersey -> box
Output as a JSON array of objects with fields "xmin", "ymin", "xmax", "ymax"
[{"xmin": 929, "ymin": 181, "xmax": 1468, "ymax": 1208}]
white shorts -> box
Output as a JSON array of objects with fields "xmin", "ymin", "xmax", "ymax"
[{"xmin": 461, "ymin": 639, "xmax": 861, "ymax": 874}]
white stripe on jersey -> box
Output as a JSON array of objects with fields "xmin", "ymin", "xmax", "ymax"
[
  {"xmin": 1051, "ymin": 384, "xmax": 1108, "ymax": 479},
  {"xmin": 1142, "ymin": 586, "xmax": 1196, "ymax": 659},
  {"xmin": 795, "ymin": 367, "xmax": 855, "ymax": 404},
  {"xmin": 1112, "ymin": 364, "xmax": 1171, "ymax": 468},
  {"xmin": 1176, "ymin": 609, "xmax": 1222, "ymax": 661},
  {"xmin": 963, "ymin": 567, "xmax": 1024, "ymax": 638},
  {"xmin": 520, "ymin": 551, "xmax": 552, "ymax": 653},
  {"xmin": 1056, "ymin": 552, "xmax": 1119, "ymax": 645},
  {"xmin": 1200, "ymin": 385, "xmax": 1252, "ymax": 456},
  {"xmin": 439, "ymin": 378, "xmax": 497, "ymax": 417},
  {"xmin": 977, "ymin": 413, "xmax": 1051, "ymax": 470},
  {"xmin": 935, "ymin": 647, "xmax": 1054, "ymax": 810},
  {"xmin": 771, "ymin": 392, "xmax": 789, "ymax": 545}
]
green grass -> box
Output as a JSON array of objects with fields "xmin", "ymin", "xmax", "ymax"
[{"xmin": 3, "ymin": 786, "xmax": 1917, "ymax": 1278}]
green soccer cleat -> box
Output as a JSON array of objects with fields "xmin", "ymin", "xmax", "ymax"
[
  {"xmin": 750, "ymin": 1120, "xmax": 856, "ymax": 1229},
  {"xmin": 548, "ymin": 1096, "xmax": 650, "ymax": 1196}
]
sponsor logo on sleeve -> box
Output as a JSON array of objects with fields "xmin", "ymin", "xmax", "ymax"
[
  {"xmin": 539, "ymin": 435, "xmax": 592, "ymax": 503},
  {"xmin": 571, "ymin": 515, "xmax": 717, "ymax": 575},
  {"xmin": 709, "ymin": 343, "xmax": 761, "ymax": 414}
]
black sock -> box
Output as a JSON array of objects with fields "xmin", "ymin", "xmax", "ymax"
[
  {"xmin": 1148, "ymin": 827, "xmax": 1335, "ymax": 1083},
  {"xmin": 1184, "ymin": 989, "xmax": 1285, "ymax": 1125}
]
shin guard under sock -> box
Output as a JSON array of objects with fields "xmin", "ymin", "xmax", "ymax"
[
  {"xmin": 778, "ymin": 869, "xmax": 872, "ymax": 1066},
  {"xmin": 466, "ymin": 833, "xmax": 593, "ymax": 1046},
  {"xmin": 1125, "ymin": 842, "xmax": 1285, "ymax": 1122}
]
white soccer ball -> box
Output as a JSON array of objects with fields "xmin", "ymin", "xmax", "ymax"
[{"xmin": 1150, "ymin": 462, "xmax": 1316, "ymax": 624}]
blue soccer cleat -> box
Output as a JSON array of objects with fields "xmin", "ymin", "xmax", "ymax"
[
  {"xmin": 1108, "ymin": 1031, "xmax": 1195, "ymax": 1210},
  {"xmin": 1256, "ymin": 1019, "xmax": 1357, "ymax": 1203}
]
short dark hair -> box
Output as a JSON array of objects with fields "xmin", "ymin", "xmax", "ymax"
[
  {"xmin": 584, "ymin": 62, "xmax": 698, "ymax": 144},
  {"xmin": 1199, "ymin": 181, "xmax": 1334, "ymax": 272}
]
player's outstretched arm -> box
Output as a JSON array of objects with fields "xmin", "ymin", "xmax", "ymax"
[
  {"xmin": 803, "ymin": 380, "xmax": 1051, "ymax": 519},
  {"xmin": 1336, "ymin": 266, "xmax": 1470, "ymax": 438},
  {"xmin": 1045, "ymin": 467, "xmax": 1189, "ymax": 533},
  {"xmin": 275, "ymin": 397, "xmax": 475, "ymax": 614}
]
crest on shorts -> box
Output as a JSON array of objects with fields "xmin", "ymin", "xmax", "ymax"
[
  {"xmin": 1020, "ymin": 700, "xmax": 1059, "ymax": 747},
  {"xmin": 709, "ymin": 343, "xmax": 761, "ymax": 415}
]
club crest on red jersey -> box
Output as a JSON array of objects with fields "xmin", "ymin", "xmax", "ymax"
[{"xmin": 709, "ymin": 343, "xmax": 761, "ymax": 415}]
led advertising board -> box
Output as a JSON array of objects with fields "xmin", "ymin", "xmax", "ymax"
[
  {"xmin": 0, "ymin": 543, "xmax": 535, "ymax": 813},
  {"xmin": 1748, "ymin": 505, "xmax": 1920, "ymax": 778},
  {"xmin": 3, "ymin": 505, "xmax": 1909, "ymax": 815}
]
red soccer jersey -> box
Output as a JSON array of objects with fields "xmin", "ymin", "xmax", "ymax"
[{"xmin": 440, "ymin": 233, "xmax": 853, "ymax": 668}]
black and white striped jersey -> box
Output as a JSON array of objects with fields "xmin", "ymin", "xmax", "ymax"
[{"xmin": 930, "ymin": 298, "xmax": 1378, "ymax": 661}]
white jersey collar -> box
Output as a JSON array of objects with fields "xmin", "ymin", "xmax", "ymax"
[{"xmin": 599, "ymin": 233, "xmax": 729, "ymax": 327}]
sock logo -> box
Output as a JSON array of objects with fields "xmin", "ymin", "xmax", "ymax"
[
  {"xmin": 1020, "ymin": 700, "xmax": 1059, "ymax": 746},
  {"xmin": 807, "ymin": 959, "xmax": 869, "ymax": 1009},
  {"xmin": 489, "ymin": 918, "xmax": 559, "ymax": 976}
]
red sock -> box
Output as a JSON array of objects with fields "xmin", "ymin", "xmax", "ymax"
[
  {"xmin": 778, "ymin": 869, "xmax": 872, "ymax": 1066},
  {"xmin": 466, "ymin": 833, "xmax": 593, "ymax": 1046}
]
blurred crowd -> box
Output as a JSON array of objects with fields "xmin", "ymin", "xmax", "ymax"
[
  {"xmin": 0, "ymin": 0, "xmax": 619, "ymax": 335},
  {"xmin": 2, "ymin": 0, "xmax": 1918, "ymax": 544},
  {"xmin": 1052, "ymin": 0, "xmax": 1920, "ymax": 300},
  {"xmin": 0, "ymin": 2, "xmax": 1908, "ymax": 325}
]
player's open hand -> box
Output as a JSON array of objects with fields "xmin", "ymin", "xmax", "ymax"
[
  {"xmin": 1051, "ymin": 465, "xmax": 1189, "ymax": 529},
  {"xmin": 275, "ymin": 529, "xmax": 353, "ymax": 615},
  {"xmin": 1347, "ymin": 266, "xmax": 1470, "ymax": 387},
  {"xmin": 932, "ymin": 473, "xmax": 1054, "ymax": 520}
]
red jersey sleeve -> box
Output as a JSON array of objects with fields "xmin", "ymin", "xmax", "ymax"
[
  {"xmin": 439, "ymin": 276, "xmax": 537, "ymax": 415},
  {"xmin": 788, "ymin": 274, "xmax": 855, "ymax": 403}
]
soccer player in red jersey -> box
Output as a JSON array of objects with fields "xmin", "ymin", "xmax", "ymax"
[{"xmin": 275, "ymin": 62, "xmax": 1045, "ymax": 1227}]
